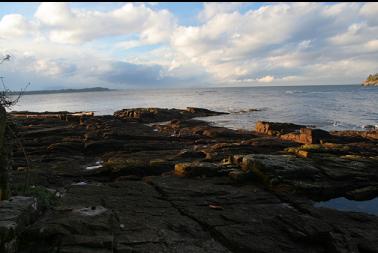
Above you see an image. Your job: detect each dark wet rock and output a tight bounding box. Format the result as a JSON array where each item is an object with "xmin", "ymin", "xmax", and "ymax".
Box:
[
  {"xmin": 148, "ymin": 176, "xmax": 378, "ymax": 253},
  {"xmin": 227, "ymin": 169, "xmax": 253, "ymax": 183},
  {"xmin": 0, "ymin": 196, "xmax": 39, "ymax": 253},
  {"xmin": 47, "ymin": 142, "xmax": 84, "ymax": 154},
  {"xmin": 174, "ymin": 162, "xmax": 221, "ymax": 177},
  {"xmin": 175, "ymin": 149, "xmax": 207, "ymax": 159},
  {"xmin": 240, "ymin": 154, "xmax": 378, "ymax": 200},
  {"xmin": 20, "ymin": 182, "xmax": 231, "ymax": 253},
  {"xmin": 84, "ymin": 140, "xmax": 125, "ymax": 154},
  {"xmin": 345, "ymin": 186, "xmax": 378, "ymax": 201}
]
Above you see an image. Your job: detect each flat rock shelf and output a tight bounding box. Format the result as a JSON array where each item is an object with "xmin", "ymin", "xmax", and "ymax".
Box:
[{"xmin": 0, "ymin": 107, "xmax": 377, "ymax": 253}]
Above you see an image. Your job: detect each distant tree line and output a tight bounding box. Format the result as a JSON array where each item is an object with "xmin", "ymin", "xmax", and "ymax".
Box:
[{"xmin": 366, "ymin": 73, "xmax": 378, "ymax": 82}]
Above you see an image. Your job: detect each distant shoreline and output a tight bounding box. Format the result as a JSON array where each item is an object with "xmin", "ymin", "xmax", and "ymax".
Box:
[
  {"xmin": 9, "ymin": 87, "xmax": 112, "ymax": 95},
  {"xmin": 7, "ymin": 84, "xmax": 364, "ymax": 95}
]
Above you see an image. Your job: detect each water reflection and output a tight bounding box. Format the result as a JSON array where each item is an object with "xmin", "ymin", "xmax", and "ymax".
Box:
[{"xmin": 315, "ymin": 197, "xmax": 378, "ymax": 216}]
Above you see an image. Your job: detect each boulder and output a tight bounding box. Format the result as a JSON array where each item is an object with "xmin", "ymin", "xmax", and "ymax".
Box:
[
  {"xmin": 114, "ymin": 107, "xmax": 227, "ymax": 123},
  {"xmin": 255, "ymin": 121, "xmax": 305, "ymax": 136}
]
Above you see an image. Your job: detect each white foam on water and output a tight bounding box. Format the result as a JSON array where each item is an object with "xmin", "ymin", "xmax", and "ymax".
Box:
[{"xmin": 315, "ymin": 197, "xmax": 378, "ymax": 216}]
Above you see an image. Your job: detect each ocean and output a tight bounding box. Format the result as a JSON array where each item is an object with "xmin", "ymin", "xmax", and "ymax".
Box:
[{"xmin": 10, "ymin": 84, "xmax": 378, "ymax": 131}]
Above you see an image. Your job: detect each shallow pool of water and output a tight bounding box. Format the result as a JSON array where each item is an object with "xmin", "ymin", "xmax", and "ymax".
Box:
[{"xmin": 315, "ymin": 197, "xmax": 378, "ymax": 215}]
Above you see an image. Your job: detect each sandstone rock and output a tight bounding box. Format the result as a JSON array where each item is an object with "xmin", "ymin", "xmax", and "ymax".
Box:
[
  {"xmin": 331, "ymin": 130, "xmax": 378, "ymax": 141},
  {"xmin": 281, "ymin": 128, "xmax": 331, "ymax": 144},
  {"xmin": 255, "ymin": 121, "xmax": 305, "ymax": 136}
]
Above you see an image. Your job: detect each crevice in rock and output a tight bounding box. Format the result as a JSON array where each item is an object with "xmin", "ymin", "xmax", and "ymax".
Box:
[{"xmin": 148, "ymin": 181, "xmax": 248, "ymax": 253}]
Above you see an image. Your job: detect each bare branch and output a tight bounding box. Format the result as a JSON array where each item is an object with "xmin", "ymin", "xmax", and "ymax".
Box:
[
  {"xmin": 0, "ymin": 54, "xmax": 10, "ymax": 65},
  {"xmin": 0, "ymin": 55, "xmax": 29, "ymax": 109}
]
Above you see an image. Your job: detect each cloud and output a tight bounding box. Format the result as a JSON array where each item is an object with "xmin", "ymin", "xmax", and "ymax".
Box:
[
  {"xmin": 32, "ymin": 58, "xmax": 77, "ymax": 76},
  {"xmin": 359, "ymin": 2, "xmax": 378, "ymax": 25},
  {"xmin": 34, "ymin": 2, "xmax": 176, "ymax": 44},
  {"xmin": 257, "ymin": 75, "xmax": 274, "ymax": 83},
  {"xmin": 198, "ymin": 2, "xmax": 244, "ymax": 21},
  {"xmin": 99, "ymin": 61, "xmax": 166, "ymax": 85},
  {"xmin": 0, "ymin": 14, "xmax": 35, "ymax": 38},
  {"xmin": 170, "ymin": 2, "xmax": 378, "ymax": 84},
  {"xmin": 1, "ymin": 2, "xmax": 378, "ymax": 89}
]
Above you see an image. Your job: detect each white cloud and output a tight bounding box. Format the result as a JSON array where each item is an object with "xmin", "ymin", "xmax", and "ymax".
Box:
[
  {"xmin": 198, "ymin": 2, "xmax": 244, "ymax": 21},
  {"xmin": 1, "ymin": 2, "xmax": 378, "ymax": 89},
  {"xmin": 170, "ymin": 2, "xmax": 378, "ymax": 84},
  {"xmin": 360, "ymin": 2, "xmax": 378, "ymax": 25},
  {"xmin": 257, "ymin": 75, "xmax": 274, "ymax": 83},
  {"xmin": 0, "ymin": 14, "xmax": 34, "ymax": 38},
  {"xmin": 34, "ymin": 2, "xmax": 175, "ymax": 44}
]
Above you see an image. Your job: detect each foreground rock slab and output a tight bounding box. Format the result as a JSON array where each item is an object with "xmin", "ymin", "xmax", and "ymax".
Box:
[
  {"xmin": 0, "ymin": 196, "xmax": 39, "ymax": 253},
  {"xmin": 21, "ymin": 181, "xmax": 231, "ymax": 253},
  {"xmin": 3, "ymin": 108, "xmax": 378, "ymax": 253}
]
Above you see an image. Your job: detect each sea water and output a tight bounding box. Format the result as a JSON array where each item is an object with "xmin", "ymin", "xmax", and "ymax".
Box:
[{"xmin": 10, "ymin": 84, "xmax": 378, "ymax": 131}]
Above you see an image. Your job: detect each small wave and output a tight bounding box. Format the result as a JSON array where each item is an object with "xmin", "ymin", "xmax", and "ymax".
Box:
[
  {"xmin": 196, "ymin": 90, "xmax": 218, "ymax": 95},
  {"xmin": 285, "ymin": 90, "xmax": 303, "ymax": 94},
  {"xmin": 332, "ymin": 121, "xmax": 342, "ymax": 127},
  {"xmin": 229, "ymin": 108, "xmax": 262, "ymax": 114},
  {"xmin": 361, "ymin": 124, "xmax": 378, "ymax": 130}
]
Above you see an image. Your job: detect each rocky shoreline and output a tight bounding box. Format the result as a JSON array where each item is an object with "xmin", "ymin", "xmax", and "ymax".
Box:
[
  {"xmin": 362, "ymin": 80, "xmax": 378, "ymax": 86},
  {"xmin": 1, "ymin": 107, "xmax": 378, "ymax": 252}
]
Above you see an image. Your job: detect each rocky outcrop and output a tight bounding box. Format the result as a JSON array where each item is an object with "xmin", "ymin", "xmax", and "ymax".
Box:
[
  {"xmin": 114, "ymin": 107, "xmax": 227, "ymax": 123},
  {"xmin": 240, "ymin": 154, "xmax": 378, "ymax": 200},
  {"xmin": 362, "ymin": 73, "xmax": 378, "ymax": 86},
  {"xmin": 256, "ymin": 121, "xmax": 378, "ymax": 144}
]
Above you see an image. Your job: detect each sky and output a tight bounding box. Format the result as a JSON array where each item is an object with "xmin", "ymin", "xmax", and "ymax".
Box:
[{"xmin": 0, "ymin": 2, "xmax": 377, "ymax": 90}]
